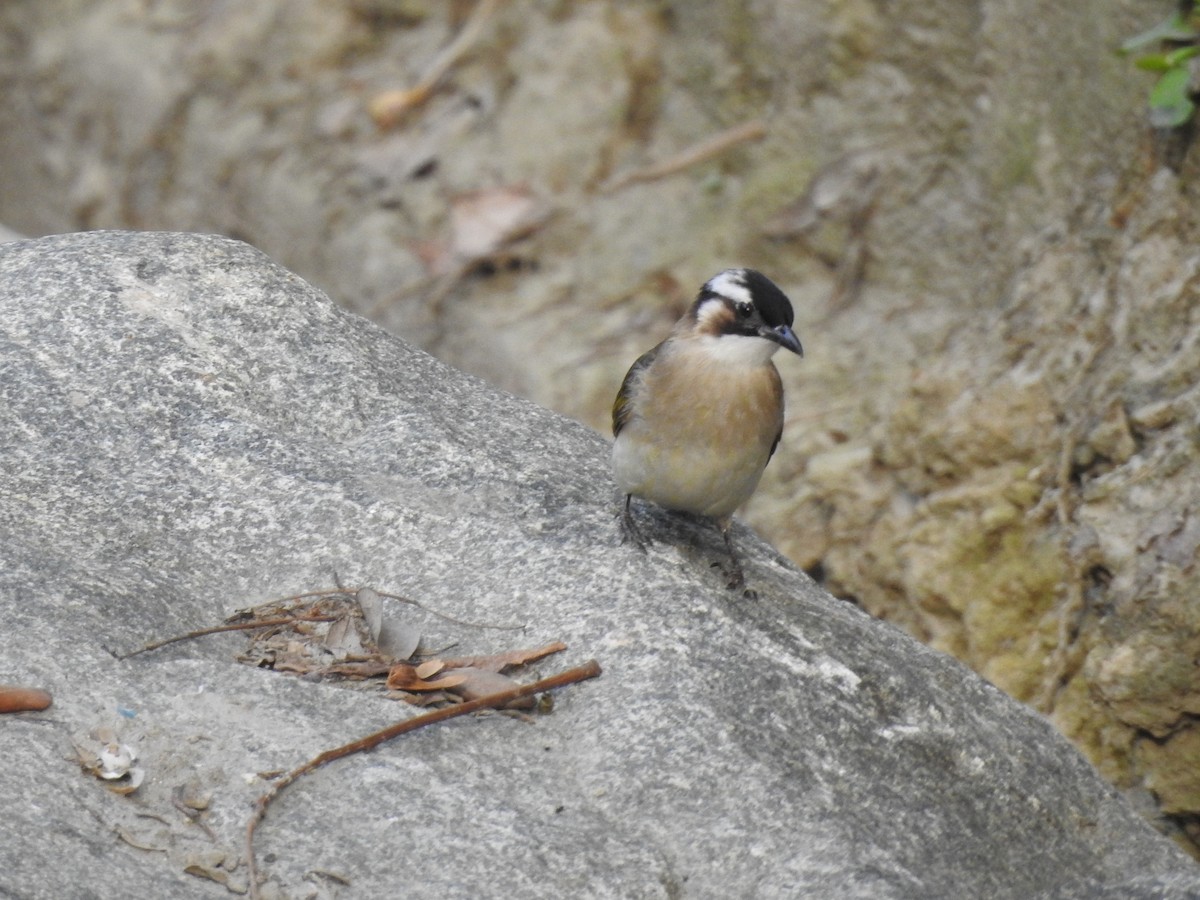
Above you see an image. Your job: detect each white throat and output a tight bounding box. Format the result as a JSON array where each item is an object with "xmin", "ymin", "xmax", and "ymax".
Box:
[{"xmin": 693, "ymin": 333, "xmax": 780, "ymax": 367}]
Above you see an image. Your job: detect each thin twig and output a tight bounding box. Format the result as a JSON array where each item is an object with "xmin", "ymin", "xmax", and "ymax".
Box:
[
  {"xmin": 314, "ymin": 641, "xmax": 566, "ymax": 680},
  {"xmin": 114, "ymin": 615, "xmax": 341, "ymax": 659},
  {"xmin": 119, "ymin": 586, "xmax": 526, "ymax": 660},
  {"xmin": 171, "ymin": 786, "xmax": 217, "ymax": 842},
  {"xmin": 603, "ymin": 119, "xmax": 767, "ymax": 192},
  {"xmin": 245, "ymin": 659, "xmax": 602, "ymax": 898},
  {"xmin": 114, "ymin": 826, "xmax": 168, "ymax": 854}
]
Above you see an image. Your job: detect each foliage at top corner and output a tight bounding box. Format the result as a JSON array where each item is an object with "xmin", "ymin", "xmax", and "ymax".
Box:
[{"xmin": 1121, "ymin": 1, "xmax": 1200, "ymax": 129}]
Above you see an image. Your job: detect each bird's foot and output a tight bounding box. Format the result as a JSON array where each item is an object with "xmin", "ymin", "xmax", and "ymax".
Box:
[
  {"xmin": 619, "ymin": 496, "xmax": 648, "ymax": 554},
  {"xmin": 718, "ymin": 560, "xmax": 747, "ymax": 590},
  {"xmin": 717, "ymin": 522, "xmax": 756, "ymax": 596},
  {"xmin": 709, "ymin": 559, "xmax": 756, "ymax": 596}
]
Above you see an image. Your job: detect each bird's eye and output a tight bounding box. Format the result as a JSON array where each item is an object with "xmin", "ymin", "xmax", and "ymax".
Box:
[{"xmin": 734, "ymin": 301, "xmax": 753, "ymax": 318}]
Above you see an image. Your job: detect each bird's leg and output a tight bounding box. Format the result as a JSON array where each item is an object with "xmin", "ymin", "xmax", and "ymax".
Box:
[
  {"xmin": 718, "ymin": 519, "xmax": 746, "ymax": 591},
  {"xmin": 619, "ymin": 494, "xmax": 647, "ymax": 553}
]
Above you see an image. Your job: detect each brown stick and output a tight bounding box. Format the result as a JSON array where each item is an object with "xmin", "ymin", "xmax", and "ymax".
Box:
[
  {"xmin": 0, "ymin": 685, "xmax": 53, "ymax": 713},
  {"xmin": 603, "ymin": 119, "xmax": 767, "ymax": 192},
  {"xmin": 245, "ymin": 659, "xmax": 602, "ymax": 897}
]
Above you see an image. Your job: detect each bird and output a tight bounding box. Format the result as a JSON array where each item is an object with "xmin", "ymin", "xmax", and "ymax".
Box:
[{"xmin": 611, "ymin": 268, "xmax": 803, "ymax": 590}]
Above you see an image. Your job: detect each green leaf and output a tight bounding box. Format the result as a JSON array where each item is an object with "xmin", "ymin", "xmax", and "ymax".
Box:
[
  {"xmin": 1138, "ymin": 46, "xmax": 1200, "ymax": 71},
  {"xmin": 1165, "ymin": 45, "xmax": 1200, "ymax": 66},
  {"xmin": 1121, "ymin": 12, "xmax": 1199, "ymax": 55},
  {"xmin": 1135, "ymin": 52, "xmax": 1175, "ymax": 72},
  {"xmin": 1149, "ymin": 65, "xmax": 1196, "ymax": 128}
]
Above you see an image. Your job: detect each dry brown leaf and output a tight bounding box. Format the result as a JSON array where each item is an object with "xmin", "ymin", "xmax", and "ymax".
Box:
[
  {"xmin": 115, "ymin": 826, "xmax": 167, "ymax": 853},
  {"xmin": 323, "ymin": 614, "xmax": 367, "ymax": 659},
  {"xmin": 377, "ymin": 618, "xmax": 421, "ymax": 661},
  {"xmin": 444, "ymin": 667, "xmax": 536, "ymax": 709},
  {"xmin": 411, "ymin": 674, "xmax": 468, "ymax": 691},
  {"xmin": 105, "ymin": 768, "xmax": 146, "ymax": 795},
  {"xmin": 174, "ymin": 780, "xmax": 212, "ymax": 812},
  {"xmin": 324, "ymin": 616, "xmax": 351, "ymax": 650},
  {"xmin": 414, "ymin": 659, "xmax": 444, "ymax": 680},
  {"xmin": 74, "ymin": 730, "xmax": 145, "ymax": 795},
  {"xmin": 318, "ymin": 661, "xmax": 393, "ymax": 679},
  {"xmin": 449, "ymin": 186, "xmax": 544, "ymax": 260},
  {"xmin": 356, "ymin": 587, "xmax": 383, "ymax": 644},
  {"xmin": 387, "ymin": 671, "xmax": 466, "ymax": 692},
  {"xmin": 367, "ymin": 87, "xmax": 430, "ymax": 128},
  {"xmin": 386, "ymin": 662, "xmax": 467, "ymax": 692},
  {"xmin": 183, "ymin": 849, "xmax": 246, "ymax": 893},
  {"xmin": 440, "ymin": 641, "xmax": 567, "ymax": 673}
]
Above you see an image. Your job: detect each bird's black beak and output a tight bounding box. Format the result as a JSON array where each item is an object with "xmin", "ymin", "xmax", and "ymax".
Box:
[{"xmin": 764, "ymin": 324, "xmax": 803, "ymax": 357}]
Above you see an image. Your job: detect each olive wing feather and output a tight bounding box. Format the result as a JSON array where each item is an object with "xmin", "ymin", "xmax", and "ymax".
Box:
[{"xmin": 612, "ymin": 342, "xmax": 664, "ymax": 438}]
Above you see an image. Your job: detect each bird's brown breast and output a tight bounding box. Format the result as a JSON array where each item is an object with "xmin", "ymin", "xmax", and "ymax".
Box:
[{"xmin": 612, "ymin": 340, "xmax": 784, "ymax": 518}]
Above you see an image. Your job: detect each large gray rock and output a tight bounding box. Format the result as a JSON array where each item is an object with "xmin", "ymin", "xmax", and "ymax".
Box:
[
  {"xmin": 1, "ymin": 231, "xmax": 1198, "ymax": 899},
  {"xmin": 8, "ymin": 1, "xmax": 1200, "ymax": 838}
]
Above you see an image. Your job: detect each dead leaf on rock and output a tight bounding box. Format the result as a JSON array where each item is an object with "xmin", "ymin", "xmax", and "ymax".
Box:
[
  {"xmin": 383, "ymin": 643, "xmax": 568, "ymax": 707},
  {"xmin": 440, "ymin": 641, "xmax": 567, "ymax": 673},
  {"xmin": 357, "ymin": 587, "xmax": 383, "ymax": 643},
  {"xmin": 377, "ymin": 618, "xmax": 421, "ymax": 660},
  {"xmin": 446, "ymin": 667, "xmax": 535, "ymax": 709},
  {"xmin": 415, "ymin": 659, "xmax": 444, "ymax": 680},
  {"xmin": 175, "ymin": 781, "xmax": 212, "ymax": 812},
  {"xmin": 172, "ymin": 781, "xmax": 217, "ymax": 841},
  {"xmin": 316, "ymin": 660, "xmax": 393, "ymax": 679},
  {"xmin": 386, "ymin": 662, "xmax": 468, "ymax": 692},
  {"xmin": 124, "ymin": 585, "xmax": 571, "ymax": 725},
  {"xmin": 323, "ymin": 613, "xmax": 368, "ymax": 660},
  {"xmin": 306, "ymin": 868, "xmax": 352, "ymax": 887},
  {"xmin": 232, "ymin": 590, "xmax": 395, "ymax": 675},
  {"xmin": 73, "ymin": 728, "xmax": 145, "ymax": 795},
  {"xmin": 120, "ymin": 584, "xmax": 515, "ymax": 661},
  {"xmin": 184, "ymin": 849, "xmax": 247, "ymax": 894},
  {"xmin": 115, "ymin": 825, "xmax": 168, "ymax": 853}
]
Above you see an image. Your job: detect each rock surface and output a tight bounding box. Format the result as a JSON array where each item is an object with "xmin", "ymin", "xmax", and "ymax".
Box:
[{"xmin": 2, "ymin": 230, "xmax": 1199, "ymax": 898}]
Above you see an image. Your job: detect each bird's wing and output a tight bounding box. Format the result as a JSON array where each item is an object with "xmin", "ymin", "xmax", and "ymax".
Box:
[
  {"xmin": 768, "ymin": 364, "xmax": 785, "ymax": 460},
  {"xmin": 612, "ymin": 342, "xmax": 663, "ymax": 438}
]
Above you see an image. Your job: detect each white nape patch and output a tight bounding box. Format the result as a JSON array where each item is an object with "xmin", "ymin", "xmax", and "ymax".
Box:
[
  {"xmin": 693, "ymin": 296, "xmax": 731, "ymax": 332},
  {"xmin": 695, "ymin": 332, "xmax": 780, "ymax": 366},
  {"xmin": 704, "ymin": 269, "xmax": 753, "ymax": 306}
]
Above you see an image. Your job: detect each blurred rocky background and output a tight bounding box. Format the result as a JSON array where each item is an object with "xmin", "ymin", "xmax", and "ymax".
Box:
[{"xmin": 3, "ymin": 0, "xmax": 1199, "ymax": 858}]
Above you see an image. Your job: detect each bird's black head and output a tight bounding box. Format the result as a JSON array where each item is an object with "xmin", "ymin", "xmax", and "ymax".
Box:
[{"xmin": 690, "ymin": 268, "xmax": 803, "ymax": 357}]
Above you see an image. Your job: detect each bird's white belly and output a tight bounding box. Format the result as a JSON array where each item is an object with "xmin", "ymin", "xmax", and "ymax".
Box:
[{"xmin": 612, "ymin": 431, "xmax": 769, "ymax": 519}]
